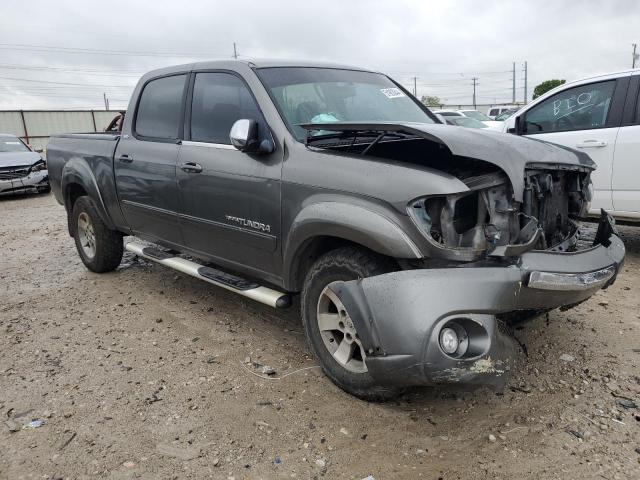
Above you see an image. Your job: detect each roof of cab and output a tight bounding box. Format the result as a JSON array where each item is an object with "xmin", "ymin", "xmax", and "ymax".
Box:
[{"xmin": 141, "ymin": 59, "xmax": 378, "ymax": 79}]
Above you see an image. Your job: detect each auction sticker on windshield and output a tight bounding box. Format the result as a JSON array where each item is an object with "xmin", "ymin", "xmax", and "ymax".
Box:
[{"xmin": 380, "ymin": 88, "xmax": 406, "ymax": 99}]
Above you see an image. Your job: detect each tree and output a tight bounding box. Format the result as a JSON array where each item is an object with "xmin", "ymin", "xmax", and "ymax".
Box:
[
  {"xmin": 533, "ymin": 79, "xmax": 566, "ymax": 99},
  {"xmin": 421, "ymin": 95, "xmax": 441, "ymax": 107}
]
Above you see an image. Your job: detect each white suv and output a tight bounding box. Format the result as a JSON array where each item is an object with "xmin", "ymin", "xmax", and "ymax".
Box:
[{"xmin": 503, "ymin": 69, "xmax": 640, "ymax": 221}]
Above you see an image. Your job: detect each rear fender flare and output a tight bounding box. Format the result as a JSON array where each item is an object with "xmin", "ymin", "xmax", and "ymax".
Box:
[
  {"xmin": 284, "ymin": 202, "xmax": 423, "ymax": 288},
  {"xmin": 61, "ymin": 158, "xmax": 115, "ymax": 233}
]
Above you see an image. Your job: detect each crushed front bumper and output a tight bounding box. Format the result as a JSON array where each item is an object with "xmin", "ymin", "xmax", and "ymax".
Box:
[
  {"xmin": 0, "ymin": 170, "xmax": 49, "ymax": 195},
  {"xmin": 329, "ymin": 212, "xmax": 624, "ymax": 388}
]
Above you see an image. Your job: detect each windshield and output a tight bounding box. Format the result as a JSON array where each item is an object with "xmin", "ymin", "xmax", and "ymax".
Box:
[
  {"xmin": 257, "ymin": 67, "xmax": 436, "ymax": 140},
  {"xmin": 461, "ymin": 110, "xmax": 493, "ymax": 121},
  {"xmin": 0, "ymin": 136, "xmax": 29, "ymax": 153}
]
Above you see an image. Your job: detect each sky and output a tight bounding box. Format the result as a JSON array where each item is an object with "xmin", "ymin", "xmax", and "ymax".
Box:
[{"xmin": 0, "ymin": 0, "xmax": 638, "ymax": 110}]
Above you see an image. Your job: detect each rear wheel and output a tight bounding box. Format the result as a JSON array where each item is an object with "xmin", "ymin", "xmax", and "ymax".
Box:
[
  {"xmin": 72, "ymin": 196, "xmax": 123, "ymax": 273},
  {"xmin": 301, "ymin": 246, "xmax": 401, "ymax": 401}
]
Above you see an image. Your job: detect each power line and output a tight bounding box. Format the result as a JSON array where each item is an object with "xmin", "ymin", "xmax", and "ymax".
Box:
[
  {"xmin": 0, "ymin": 42, "xmax": 221, "ymax": 58},
  {"xmin": 0, "ymin": 63, "xmax": 142, "ymax": 77},
  {"xmin": 0, "ymin": 75, "xmax": 133, "ymax": 88}
]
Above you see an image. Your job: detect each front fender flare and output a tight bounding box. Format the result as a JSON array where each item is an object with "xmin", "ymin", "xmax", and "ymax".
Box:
[
  {"xmin": 61, "ymin": 158, "xmax": 115, "ymax": 233},
  {"xmin": 284, "ymin": 202, "xmax": 423, "ymax": 288}
]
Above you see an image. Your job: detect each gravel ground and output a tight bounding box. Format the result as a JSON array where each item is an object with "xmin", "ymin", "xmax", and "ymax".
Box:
[{"xmin": 1, "ymin": 193, "xmax": 639, "ymax": 480}]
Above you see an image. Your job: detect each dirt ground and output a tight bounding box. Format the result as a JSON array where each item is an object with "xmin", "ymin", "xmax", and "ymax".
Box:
[{"xmin": 0, "ymin": 193, "xmax": 638, "ymax": 480}]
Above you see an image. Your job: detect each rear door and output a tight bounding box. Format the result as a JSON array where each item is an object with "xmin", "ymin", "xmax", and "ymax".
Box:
[
  {"xmin": 519, "ymin": 76, "xmax": 629, "ymax": 213},
  {"xmin": 611, "ymin": 74, "xmax": 640, "ymax": 216},
  {"xmin": 177, "ymin": 71, "xmax": 281, "ymax": 276},
  {"xmin": 114, "ymin": 73, "xmax": 187, "ymax": 245}
]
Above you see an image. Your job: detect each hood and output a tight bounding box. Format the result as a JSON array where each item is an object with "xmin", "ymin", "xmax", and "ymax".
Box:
[
  {"xmin": 300, "ymin": 121, "xmax": 595, "ymax": 202},
  {"xmin": 0, "ymin": 151, "xmax": 43, "ymax": 168}
]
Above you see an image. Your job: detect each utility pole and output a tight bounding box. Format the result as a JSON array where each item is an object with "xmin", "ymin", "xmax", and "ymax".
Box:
[
  {"xmin": 633, "ymin": 43, "xmax": 638, "ymax": 68},
  {"xmin": 512, "ymin": 62, "xmax": 516, "ymax": 103},
  {"xmin": 233, "ymin": 42, "xmax": 238, "ymax": 59},
  {"xmin": 471, "ymin": 77, "xmax": 478, "ymax": 109},
  {"xmin": 411, "ymin": 76, "xmax": 418, "ymax": 97},
  {"xmin": 103, "ymin": 92, "xmax": 109, "ymax": 110},
  {"xmin": 523, "ymin": 61, "xmax": 528, "ymax": 104}
]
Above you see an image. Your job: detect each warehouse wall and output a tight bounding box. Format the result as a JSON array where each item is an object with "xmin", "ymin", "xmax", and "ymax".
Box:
[{"xmin": 0, "ymin": 110, "xmax": 121, "ymax": 153}]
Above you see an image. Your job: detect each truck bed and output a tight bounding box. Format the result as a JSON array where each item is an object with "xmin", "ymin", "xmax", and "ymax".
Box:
[{"xmin": 46, "ymin": 132, "xmax": 123, "ymax": 229}]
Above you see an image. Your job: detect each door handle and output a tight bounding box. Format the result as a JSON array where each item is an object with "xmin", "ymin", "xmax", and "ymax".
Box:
[
  {"xmin": 118, "ymin": 154, "xmax": 134, "ymax": 163},
  {"xmin": 180, "ymin": 162, "xmax": 203, "ymax": 173},
  {"xmin": 576, "ymin": 140, "xmax": 607, "ymax": 148}
]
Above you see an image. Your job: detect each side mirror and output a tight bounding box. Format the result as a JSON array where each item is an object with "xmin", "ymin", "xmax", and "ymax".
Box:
[
  {"xmin": 508, "ymin": 115, "xmax": 522, "ymax": 135},
  {"xmin": 230, "ymin": 119, "xmax": 274, "ymax": 154}
]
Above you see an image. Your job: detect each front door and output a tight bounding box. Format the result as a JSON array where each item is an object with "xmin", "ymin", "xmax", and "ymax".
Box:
[
  {"xmin": 114, "ymin": 73, "xmax": 188, "ymax": 245},
  {"xmin": 610, "ymin": 76, "xmax": 640, "ymax": 216},
  {"xmin": 177, "ymin": 71, "xmax": 281, "ymax": 277},
  {"xmin": 520, "ymin": 78, "xmax": 626, "ymax": 213}
]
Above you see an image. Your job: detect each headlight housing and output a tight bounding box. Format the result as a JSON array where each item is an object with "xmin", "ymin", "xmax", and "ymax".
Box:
[{"xmin": 30, "ymin": 159, "xmax": 47, "ymax": 172}]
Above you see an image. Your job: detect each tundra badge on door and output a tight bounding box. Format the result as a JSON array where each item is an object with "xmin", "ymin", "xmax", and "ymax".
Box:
[{"xmin": 225, "ymin": 215, "xmax": 271, "ymax": 233}]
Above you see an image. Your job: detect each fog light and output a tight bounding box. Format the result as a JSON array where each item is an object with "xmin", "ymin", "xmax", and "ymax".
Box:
[{"xmin": 439, "ymin": 327, "xmax": 459, "ymax": 354}]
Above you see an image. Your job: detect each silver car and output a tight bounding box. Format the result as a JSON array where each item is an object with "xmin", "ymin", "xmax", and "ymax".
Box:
[{"xmin": 0, "ymin": 133, "xmax": 49, "ymax": 196}]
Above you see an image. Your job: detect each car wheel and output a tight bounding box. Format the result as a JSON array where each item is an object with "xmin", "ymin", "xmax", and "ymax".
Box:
[
  {"xmin": 301, "ymin": 246, "xmax": 402, "ymax": 401},
  {"xmin": 72, "ymin": 196, "xmax": 123, "ymax": 273}
]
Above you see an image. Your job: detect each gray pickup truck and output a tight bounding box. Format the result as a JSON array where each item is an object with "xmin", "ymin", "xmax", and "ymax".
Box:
[{"xmin": 47, "ymin": 60, "xmax": 624, "ymax": 400}]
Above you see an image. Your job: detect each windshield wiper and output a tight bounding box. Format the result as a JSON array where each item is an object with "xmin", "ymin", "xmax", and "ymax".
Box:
[{"xmin": 299, "ymin": 123, "xmax": 415, "ymax": 154}]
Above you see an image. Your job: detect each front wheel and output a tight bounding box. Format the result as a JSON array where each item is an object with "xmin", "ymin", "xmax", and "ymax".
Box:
[
  {"xmin": 72, "ymin": 196, "xmax": 123, "ymax": 273},
  {"xmin": 301, "ymin": 246, "xmax": 401, "ymax": 401}
]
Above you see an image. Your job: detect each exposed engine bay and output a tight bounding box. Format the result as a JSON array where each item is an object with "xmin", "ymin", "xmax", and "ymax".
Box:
[{"xmin": 408, "ymin": 165, "xmax": 592, "ymax": 259}]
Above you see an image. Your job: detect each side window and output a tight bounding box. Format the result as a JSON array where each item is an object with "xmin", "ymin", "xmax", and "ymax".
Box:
[
  {"xmin": 523, "ymin": 80, "xmax": 616, "ymax": 134},
  {"xmin": 190, "ymin": 72, "xmax": 265, "ymax": 144},
  {"xmin": 135, "ymin": 75, "xmax": 186, "ymax": 139},
  {"xmin": 489, "ymin": 108, "xmax": 499, "ymax": 116}
]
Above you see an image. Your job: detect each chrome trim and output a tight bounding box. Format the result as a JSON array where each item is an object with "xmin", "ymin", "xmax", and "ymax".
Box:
[
  {"xmin": 181, "ymin": 140, "xmax": 236, "ymax": 150},
  {"xmin": 527, "ymin": 265, "xmax": 616, "ymax": 291},
  {"xmin": 125, "ymin": 241, "xmax": 288, "ymax": 308}
]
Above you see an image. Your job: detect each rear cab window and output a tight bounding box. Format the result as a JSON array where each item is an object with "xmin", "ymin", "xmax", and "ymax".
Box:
[{"xmin": 134, "ymin": 74, "xmax": 187, "ymax": 140}]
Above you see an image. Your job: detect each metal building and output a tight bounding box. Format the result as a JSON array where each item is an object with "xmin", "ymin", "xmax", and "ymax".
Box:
[{"xmin": 0, "ymin": 110, "xmax": 121, "ymax": 152}]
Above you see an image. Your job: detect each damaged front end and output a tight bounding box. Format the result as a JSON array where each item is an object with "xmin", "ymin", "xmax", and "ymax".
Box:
[
  {"xmin": 300, "ymin": 122, "xmax": 624, "ymax": 388},
  {"xmin": 408, "ymin": 164, "xmax": 594, "ymax": 261}
]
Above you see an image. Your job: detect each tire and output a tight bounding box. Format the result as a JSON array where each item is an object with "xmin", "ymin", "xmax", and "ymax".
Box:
[
  {"xmin": 301, "ymin": 246, "xmax": 402, "ymax": 401},
  {"xmin": 71, "ymin": 196, "xmax": 123, "ymax": 273}
]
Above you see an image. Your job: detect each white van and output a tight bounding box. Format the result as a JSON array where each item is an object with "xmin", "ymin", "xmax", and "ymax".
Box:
[
  {"xmin": 487, "ymin": 105, "xmax": 519, "ymax": 119},
  {"xmin": 503, "ymin": 69, "xmax": 640, "ymax": 222}
]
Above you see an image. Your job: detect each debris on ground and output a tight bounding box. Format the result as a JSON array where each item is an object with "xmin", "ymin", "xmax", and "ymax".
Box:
[
  {"xmin": 18, "ymin": 419, "xmax": 45, "ymax": 430},
  {"xmin": 260, "ymin": 365, "xmax": 276, "ymax": 376},
  {"xmin": 616, "ymin": 398, "xmax": 638, "ymax": 410}
]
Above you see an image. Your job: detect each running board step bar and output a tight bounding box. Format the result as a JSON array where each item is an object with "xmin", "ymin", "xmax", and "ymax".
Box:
[{"xmin": 125, "ymin": 242, "xmax": 291, "ymax": 309}]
